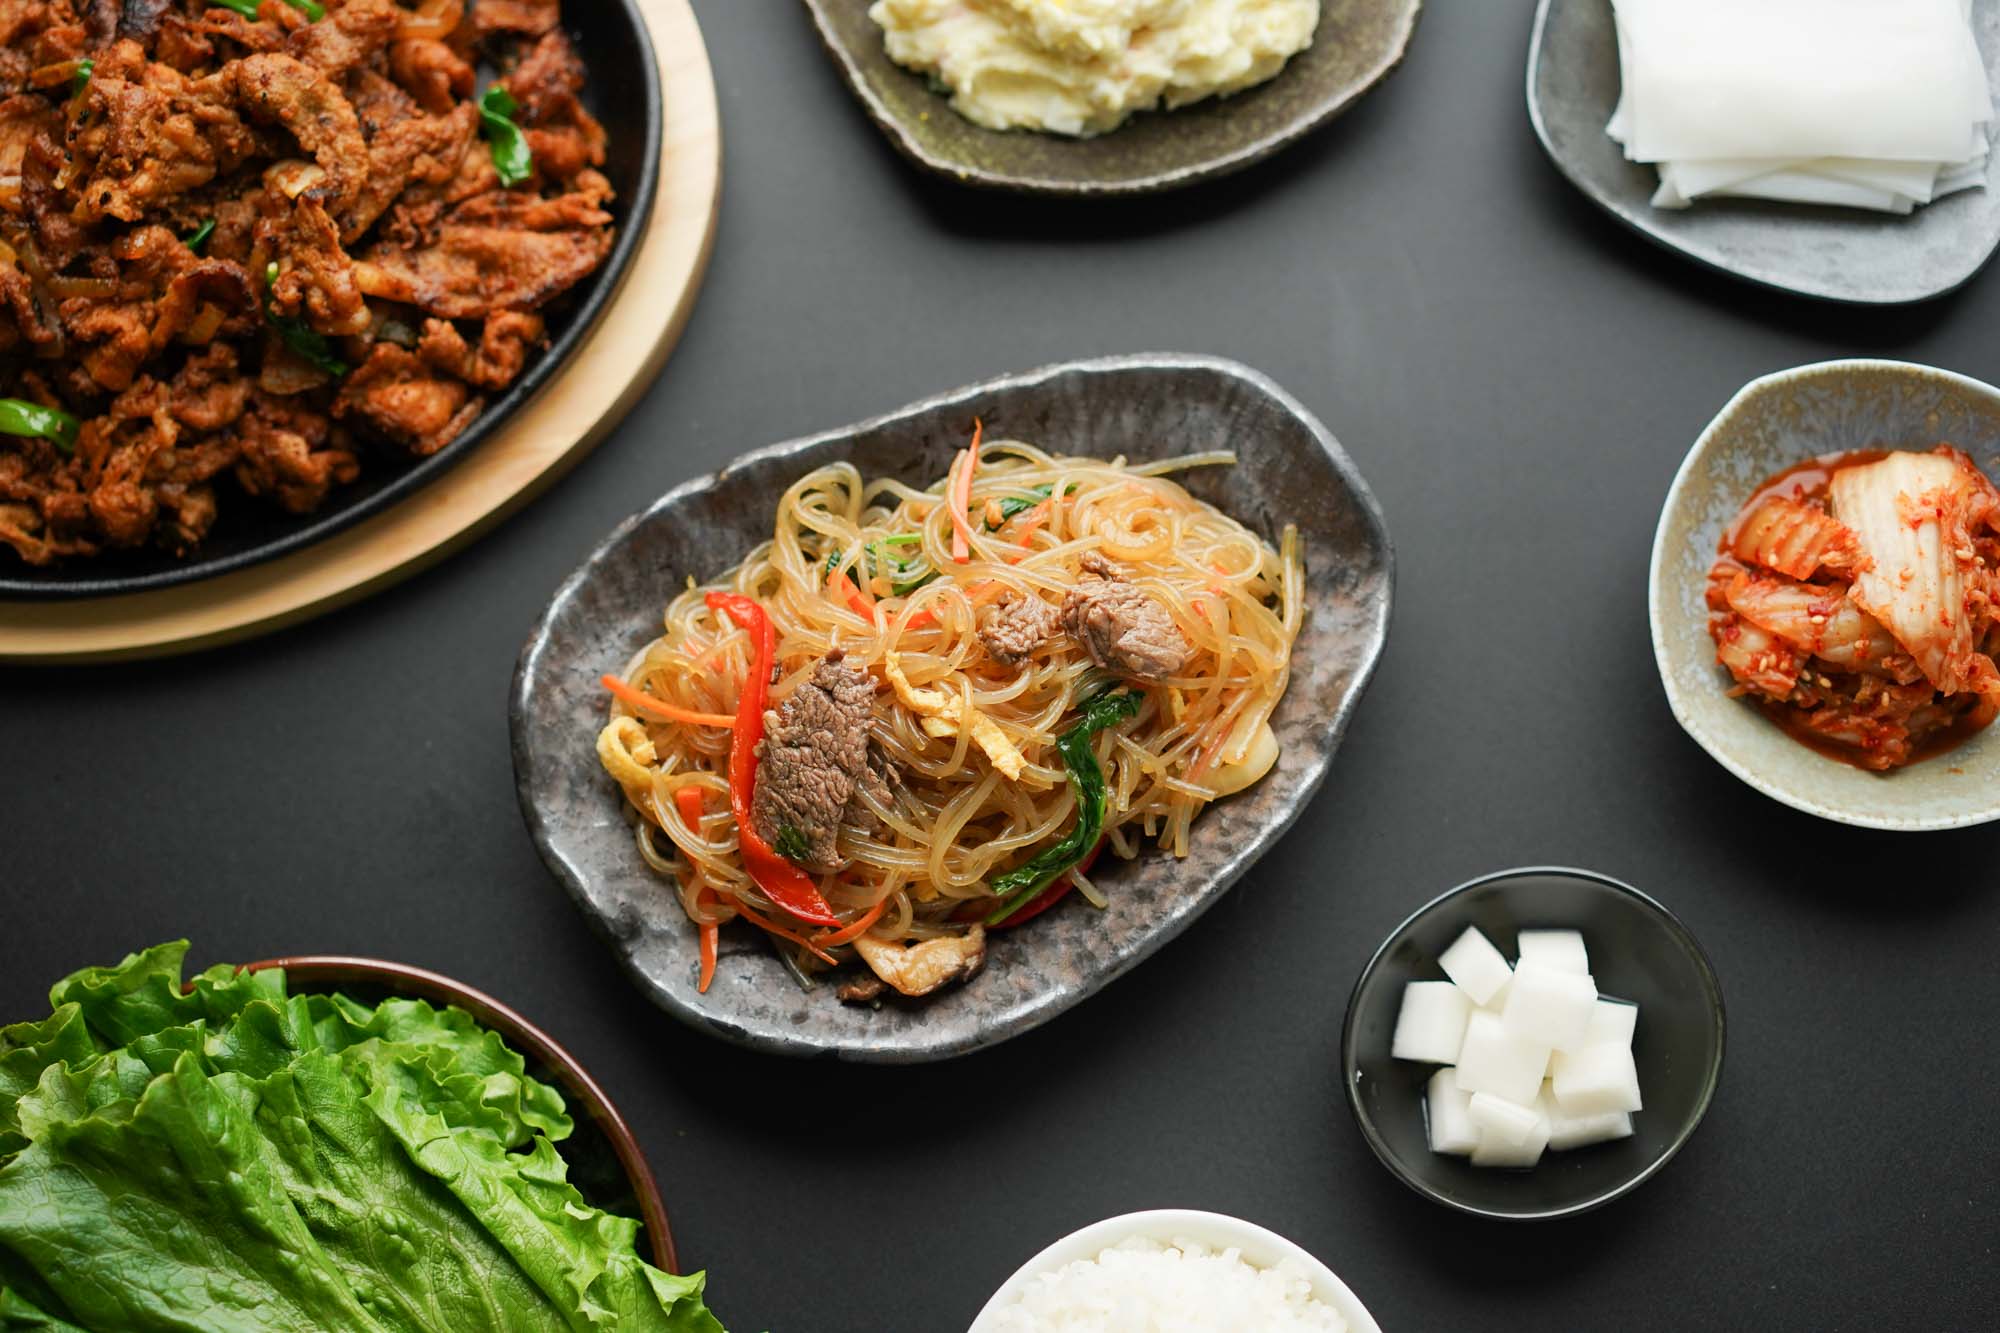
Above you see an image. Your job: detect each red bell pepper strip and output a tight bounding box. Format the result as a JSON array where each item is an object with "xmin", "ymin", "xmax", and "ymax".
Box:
[
  {"xmin": 989, "ymin": 842, "xmax": 1105, "ymax": 930},
  {"xmin": 705, "ymin": 591, "xmax": 841, "ymax": 928}
]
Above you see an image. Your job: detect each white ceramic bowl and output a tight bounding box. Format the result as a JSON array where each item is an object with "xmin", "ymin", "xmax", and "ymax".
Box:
[
  {"xmin": 1649, "ymin": 358, "xmax": 2000, "ymax": 831},
  {"xmin": 967, "ymin": 1209, "xmax": 1382, "ymax": 1332}
]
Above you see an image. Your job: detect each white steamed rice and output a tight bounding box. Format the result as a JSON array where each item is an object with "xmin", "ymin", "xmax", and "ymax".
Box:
[{"xmin": 987, "ymin": 1235, "xmax": 1347, "ymax": 1333}]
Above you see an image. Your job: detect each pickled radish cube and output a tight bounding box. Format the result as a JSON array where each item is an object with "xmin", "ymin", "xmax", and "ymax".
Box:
[
  {"xmin": 1552, "ymin": 1042, "xmax": 1644, "ymax": 1116},
  {"xmin": 1468, "ymin": 1091, "xmax": 1542, "ymax": 1147},
  {"xmin": 1500, "ymin": 964, "xmax": 1599, "ymax": 1051},
  {"xmin": 1470, "ymin": 1110, "xmax": 1551, "ymax": 1169},
  {"xmin": 1391, "ymin": 981, "xmax": 1472, "ymax": 1063},
  {"xmin": 1438, "ymin": 926, "xmax": 1513, "ymax": 1006},
  {"xmin": 1425, "ymin": 1068, "xmax": 1480, "ymax": 1156},
  {"xmin": 1583, "ymin": 997, "xmax": 1638, "ymax": 1048},
  {"xmin": 1454, "ymin": 1009, "xmax": 1550, "ymax": 1104},
  {"xmin": 1516, "ymin": 929, "xmax": 1590, "ymax": 974},
  {"xmin": 1547, "ymin": 1103, "xmax": 1635, "ymax": 1151},
  {"xmin": 1553, "ymin": 1000, "xmax": 1639, "ymax": 1077}
]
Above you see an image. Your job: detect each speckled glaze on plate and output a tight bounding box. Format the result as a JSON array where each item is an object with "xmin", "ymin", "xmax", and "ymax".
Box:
[
  {"xmin": 1649, "ymin": 359, "xmax": 2000, "ymax": 831},
  {"xmin": 802, "ymin": 0, "xmax": 1422, "ymax": 196},
  {"xmin": 1528, "ymin": 0, "xmax": 2000, "ymax": 304},
  {"xmin": 511, "ymin": 354, "xmax": 1393, "ymax": 1061}
]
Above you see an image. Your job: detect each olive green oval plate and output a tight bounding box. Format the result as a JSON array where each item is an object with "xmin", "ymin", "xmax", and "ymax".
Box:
[{"xmin": 802, "ymin": 0, "xmax": 1423, "ymax": 196}]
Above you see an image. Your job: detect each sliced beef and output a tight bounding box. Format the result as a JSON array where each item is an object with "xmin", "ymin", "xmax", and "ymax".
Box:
[
  {"xmin": 978, "ymin": 590, "xmax": 1060, "ymax": 667},
  {"xmin": 1060, "ymin": 550, "xmax": 1195, "ymax": 683},
  {"xmin": 750, "ymin": 648, "xmax": 875, "ymax": 875}
]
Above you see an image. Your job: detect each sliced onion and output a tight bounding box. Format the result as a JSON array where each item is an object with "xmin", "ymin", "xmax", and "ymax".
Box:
[{"xmin": 395, "ymin": 0, "xmax": 463, "ymax": 40}]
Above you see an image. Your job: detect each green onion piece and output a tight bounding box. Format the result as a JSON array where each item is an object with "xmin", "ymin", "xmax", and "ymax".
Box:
[
  {"xmin": 69, "ymin": 58, "xmax": 93, "ymax": 99},
  {"xmin": 478, "ymin": 85, "xmax": 534, "ymax": 188},
  {"xmin": 183, "ymin": 220, "xmax": 216, "ymax": 254},
  {"xmin": 206, "ymin": 0, "xmax": 322, "ymax": 18},
  {"xmin": 260, "ymin": 261, "xmax": 349, "ymax": 377},
  {"xmin": 0, "ymin": 399, "xmax": 81, "ymax": 455},
  {"xmin": 984, "ymin": 689, "xmax": 1141, "ymax": 922}
]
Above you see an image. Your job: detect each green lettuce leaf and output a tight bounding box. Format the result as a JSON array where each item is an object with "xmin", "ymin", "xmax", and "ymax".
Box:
[
  {"xmin": 0, "ymin": 1055, "xmax": 393, "ymax": 1331},
  {"xmin": 0, "ymin": 946, "xmax": 727, "ymax": 1332}
]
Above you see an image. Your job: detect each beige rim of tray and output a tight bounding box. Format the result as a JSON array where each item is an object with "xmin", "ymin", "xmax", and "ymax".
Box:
[{"xmin": 0, "ymin": 0, "xmax": 721, "ymax": 664}]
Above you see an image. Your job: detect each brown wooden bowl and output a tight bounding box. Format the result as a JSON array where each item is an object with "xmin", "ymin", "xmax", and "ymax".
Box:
[{"xmin": 241, "ymin": 954, "xmax": 677, "ymax": 1274}]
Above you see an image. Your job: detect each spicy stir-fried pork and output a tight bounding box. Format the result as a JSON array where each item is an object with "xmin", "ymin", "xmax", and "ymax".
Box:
[
  {"xmin": 1707, "ymin": 446, "xmax": 2000, "ymax": 770},
  {"xmin": 0, "ymin": 0, "xmax": 613, "ymax": 567}
]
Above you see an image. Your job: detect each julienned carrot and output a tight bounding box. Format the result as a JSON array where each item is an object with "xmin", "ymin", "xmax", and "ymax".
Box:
[
  {"xmin": 673, "ymin": 786, "xmax": 705, "ymax": 830},
  {"xmin": 949, "ymin": 420, "xmax": 982, "ymax": 562},
  {"xmin": 1014, "ymin": 499, "xmax": 1051, "ymax": 545},
  {"xmin": 697, "ymin": 919, "xmax": 718, "ymax": 993},
  {"xmin": 602, "ymin": 674, "xmax": 735, "ymax": 728},
  {"xmin": 733, "ymin": 899, "xmax": 840, "ymax": 965},
  {"xmin": 813, "ymin": 896, "xmax": 887, "ymax": 948},
  {"xmin": 829, "ymin": 570, "xmax": 879, "ymax": 625}
]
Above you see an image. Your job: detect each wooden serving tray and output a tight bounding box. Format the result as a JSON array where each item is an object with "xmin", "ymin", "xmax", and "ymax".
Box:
[{"xmin": 0, "ymin": 0, "xmax": 720, "ymax": 664}]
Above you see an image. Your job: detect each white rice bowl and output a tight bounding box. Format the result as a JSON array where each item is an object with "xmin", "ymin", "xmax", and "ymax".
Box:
[{"xmin": 986, "ymin": 1235, "xmax": 1347, "ymax": 1332}]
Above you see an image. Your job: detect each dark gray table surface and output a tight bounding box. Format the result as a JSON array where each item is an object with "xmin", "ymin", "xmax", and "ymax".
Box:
[{"xmin": 4, "ymin": 3, "xmax": 1996, "ymax": 1329}]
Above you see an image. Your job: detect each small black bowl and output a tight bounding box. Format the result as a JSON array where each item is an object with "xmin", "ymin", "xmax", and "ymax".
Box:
[{"xmin": 1341, "ymin": 867, "xmax": 1725, "ymax": 1221}]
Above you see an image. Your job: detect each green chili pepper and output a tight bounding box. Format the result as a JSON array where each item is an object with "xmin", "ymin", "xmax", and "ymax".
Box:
[
  {"xmin": 183, "ymin": 220, "xmax": 216, "ymax": 254},
  {"xmin": 984, "ymin": 689, "xmax": 1142, "ymax": 923},
  {"xmin": 69, "ymin": 59, "xmax": 93, "ymax": 99},
  {"xmin": 261, "ymin": 262, "xmax": 348, "ymax": 377},
  {"xmin": 478, "ymin": 86, "xmax": 534, "ymax": 188},
  {"xmin": 0, "ymin": 399, "xmax": 81, "ymax": 454}
]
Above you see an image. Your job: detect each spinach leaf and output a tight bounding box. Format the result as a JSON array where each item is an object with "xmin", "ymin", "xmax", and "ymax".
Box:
[
  {"xmin": 984, "ymin": 483, "xmax": 1076, "ymax": 530},
  {"xmin": 773, "ymin": 824, "xmax": 812, "ymax": 865},
  {"xmin": 985, "ymin": 689, "xmax": 1141, "ymax": 921}
]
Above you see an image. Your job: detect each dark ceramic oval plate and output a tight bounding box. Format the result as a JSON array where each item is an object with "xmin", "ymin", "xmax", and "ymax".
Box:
[
  {"xmin": 2, "ymin": 1, "xmax": 663, "ymax": 601},
  {"xmin": 803, "ymin": 0, "xmax": 1422, "ymax": 196},
  {"xmin": 1342, "ymin": 868, "xmax": 1725, "ymax": 1221},
  {"xmin": 243, "ymin": 955, "xmax": 677, "ymax": 1272},
  {"xmin": 1528, "ymin": 0, "xmax": 2000, "ymax": 304},
  {"xmin": 510, "ymin": 353, "xmax": 1394, "ymax": 1062}
]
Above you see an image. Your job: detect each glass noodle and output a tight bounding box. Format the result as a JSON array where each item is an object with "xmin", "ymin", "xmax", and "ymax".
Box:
[{"xmin": 597, "ymin": 440, "xmax": 1303, "ymax": 974}]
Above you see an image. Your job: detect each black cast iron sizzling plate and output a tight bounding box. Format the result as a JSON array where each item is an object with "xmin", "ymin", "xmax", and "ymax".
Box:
[
  {"xmin": 2, "ymin": 0, "xmax": 663, "ymax": 600},
  {"xmin": 509, "ymin": 354, "xmax": 1395, "ymax": 1062}
]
